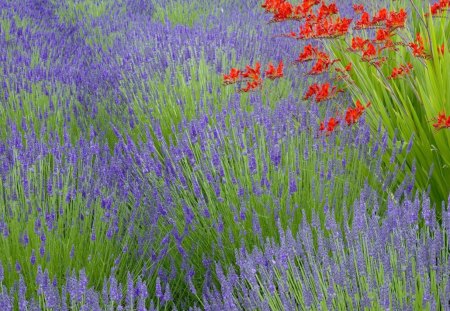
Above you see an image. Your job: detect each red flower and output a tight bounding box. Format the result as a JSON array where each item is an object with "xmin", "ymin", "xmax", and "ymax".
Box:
[
  {"xmin": 353, "ymin": 4, "xmax": 364, "ymax": 14},
  {"xmin": 315, "ymin": 83, "xmax": 344, "ymax": 102},
  {"xmin": 374, "ymin": 29, "xmax": 391, "ymax": 42},
  {"xmin": 355, "ymin": 12, "xmax": 378, "ymax": 29},
  {"xmin": 265, "ymin": 60, "xmax": 284, "ymax": 80},
  {"xmin": 425, "ymin": 0, "xmax": 450, "ymax": 17},
  {"xmin": 274, "ymin": 31, "xmax": 299, "ymax": 39},
  {"xmin": 298, "ymin": 22, "xmax": 315, "ymax": 40},
  {"xmin": 333, "ymin": 18, "xmax": 353, "ymax": 36},
  {"xmin": 303, "ymin": 83, "xmax": 320, "ymax": 100},
  {"xmin": 269, "ymin": 1, "xmax": 294, "ymax": 23},
  {"xmin": 386, "ymin": 9, "xmax": 407, "ymax": 31},
  {"xmin": 431, "ymin": 111, "xmax": 450, "ymax": 130},
  {"xmin": 361, "ymin": 43, "xmax": 378, "ymax": 61},
  {"xmin": 262, "ymin": 0, "xmax": 287, "ymax": 13},
  {"xmin": 223, "ymin": 68, "xmax": 241, "ymax": 85},
  {"xmin": 316, "ymin": 2, "xmax": 338, "ymax": 19},
  {"xmin": 388, "ymin": 63, "xmax": 413, "ymax": 79},
  {"xmin": 408, "ymin": 33, "xmax": 431, "ymax": 59},
  {"xmin": 239, "ymin": 80, "xmax": 263, "ymax": 93},
  {"xmin": 438, "ymin": 43, "xmax": 446, "ymax": 55},
  {"xmin": 344, "ymin": 100, "xmax": 370, "ymax": 125},
  {"xmin": 307, "ymin": 58, "xmax": 340, "ymax": 75},
  {"xmin": 334, "ymin": 62, "xmax": 353, "ymax": 81},
  {"xmin": 313, "ymin": 17, "xmax": 352, "ymax": 38},
  {"xmin": 299, "ymin": 0, "xmax": 321, "ymax": 12},
  {"xmin": 349, "ymin": 36, "xmax": 370, "ymax": 52},
  {"xmin": 344, "ymin": 62, "xmax": 352, "ymax": 71},
  {"xmin": 303, "ymin": 83, "xmax": 343, "ymax": 102},
  {"xmin": 374, "ymin": 30, "xmax": 404, "ymax": 52},
  {"xmin": 320, "ymin": 117, "xmax": 340, "ymax": 134},
  {"xmin": 372, "ymin": 8, "xmax": 388, "ymax": 25},
  {"xmin": 241, "ymin": 62, "xmax": 261, "ymax": 81},
  {"xmin": 319, "ymin": 121, "xmax": 325, "ymax": 131},
  {"xmin": 295, "ymin": 44, "xmax": 329, "ymax": 63}
]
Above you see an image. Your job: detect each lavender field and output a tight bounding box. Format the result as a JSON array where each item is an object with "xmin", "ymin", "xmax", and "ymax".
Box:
[{"xmin": 0, "ymin": 0, "xmax": 449, "ymax": 310}]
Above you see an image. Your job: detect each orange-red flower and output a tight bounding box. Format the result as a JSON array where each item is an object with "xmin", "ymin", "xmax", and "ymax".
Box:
[
  {"xmin": 344, "ymin": 62, "xmax": 352, "ymax": 71},
  {"xmin": 388, "ymin": 63, "xmax": 413, "ymax": 79},
  {"xmin": 266, "ymin": 0, "xmax": 322, "ymax": 22},
  {"xmin": 332, "ymin": 17, "xmax": 353, "ymax": 36},
  {"xmin": 239, "ymin": 80, "xmax": 263, "ymax": 93},
  {"xmin": 344, "ymin": 100, "xmax": 370, "ymax": 125},
  {"xmin": 262, "ymin": 0, "xmax": 287, "ymax": 14},
  {"xmin": 320, "ymin": 117, "xmax": 340, "ymax": 134},
  {"xmin": 274, "ymin": 31, "xmax": 299, "ymax": 39},
  {"xmin": 223, "ymin": 62, "xmax": 264, "ymax": 92},
  {"xmin": 269, "ymin": 1, "xmax": 294, "ymax": 23},
  {"xmin": 297, "ymin": 16, "xmax": 351, "ymax": 39},
  {"xmin": 265, "ymin": 60, "xmax": 284, "ymax": 80},
  {"xmin": 301, "ymin": 0, "xmax": 321, "ymax": 11},
  {"xmin": 431, "ymin": 111, "xmax": 450, "ymax": 130},
  {"xmin": 354, "ymin": 12, "xmax": 380, "ymax": 29},
  {"xmin": 348, "ymin": 36, "xmax": 370, "ymax": 52},
  {"xmin": 425, "ymin": 0, "xmax": 450, "ymax": 17},
  {"xmin": 374, "ymin": 29, "xmax": 405, "ymax": 51},
  {"xmin": 372, "ymin": 8, "xmax": 388, "ymax": 25},
  {"xmin": 223, "ymin": 68, "xmax": 241, "ymax": 85},
  {"xmin": 361, "ymin": 43, "xmax": 378, "ymax": 61},
  {"xmin": 374, "ymin": 29, "xmax": 391, "ymax": 42},
  {"xmin": 386, "ymin": 9, "xmax": 407, "ymax": 31},
  {"xmin": 303, "ymin": 82, "xmax": 343, "ymax": 102},
  {"xmin": 291, "ymin": 0, "xmax": 320, "ymax": 19},
  {"xmin": 303, "ymin": 83, "xmax": 320, "ymax": 100},
  {"xmin": 296, "ymin": 44, "xmax": 316, "ymax": 62},
  {"xmin": 295, "ymin": 44, "xmax": 329, "ymax": 63},
  {"xmin": 314, "ymin": 83, "xmax": 344, "ymax": 102},
  {"xmin": 408, "ymin": 33, "xmax": 431, "ymax": 59},
  {"xmin": 313, "ymin": 17, "xmax": 352, "ymax": 38},
  {"xmin": 298, "ymin": 22, "xmax": 315, "ymax": 40},
  {"xmin": 241, "ymin": 62, "xmax": 261, "ymax": 81},
  {"xmin": 352, "ymin": 4, "xmax": 364, "ymax": 14},
  {"xmin": 307, "ymin": 58, "xmax": 340, "ymax": 75},
  {"xmin": 438, "ymin": 43, "xmax": 447, "ymax": 55},
  {"xmin": 316, "ymin": 2, "xmax": 338, "ymax": 19}
]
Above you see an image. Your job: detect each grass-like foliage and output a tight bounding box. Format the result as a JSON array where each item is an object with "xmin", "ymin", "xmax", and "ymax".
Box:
[{"xmin": 328, "ymin": 0, "xmax": 450, "ymax": 212}]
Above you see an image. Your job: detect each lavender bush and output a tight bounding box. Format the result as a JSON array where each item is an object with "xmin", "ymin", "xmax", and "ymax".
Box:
[{"xmin": 201, "ymin": 189, "xmax": 450, "ymax": 310}]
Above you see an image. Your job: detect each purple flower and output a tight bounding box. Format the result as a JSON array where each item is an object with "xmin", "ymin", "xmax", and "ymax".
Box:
[
  {"xmin": 288, "ymin": 174, "xmax": 297, "ymax": 194},
  {"xmin": 155, "ymin": 277, "xmax": 163, "ymax": 300}
]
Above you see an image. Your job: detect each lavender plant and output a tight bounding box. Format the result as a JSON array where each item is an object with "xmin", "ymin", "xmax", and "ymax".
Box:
[
  {"xmin": 0, "ymin": 123, "xmax": 153, "ymax": 292},
  {"xmin": 115, "ymin": 94, "xmax": 416, "ymax": 306},
  {"xmin": 200, "ymin": 188, "xmax": 450, "ymax": 310}
]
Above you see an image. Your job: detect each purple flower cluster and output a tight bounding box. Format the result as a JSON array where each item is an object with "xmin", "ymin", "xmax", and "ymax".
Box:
[
  {"xmin": 202, "ymin": 190, "xmax": 450, "ymax": 310},
  {"xmin": 0, "ymin": 265, "xmax": 151, "ymax": 311}
]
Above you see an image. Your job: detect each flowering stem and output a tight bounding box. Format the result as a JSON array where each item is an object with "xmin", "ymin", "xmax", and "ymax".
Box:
[{"xmin": 408, "ymin": 0, "xmax": 435, "ymax": 60}]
